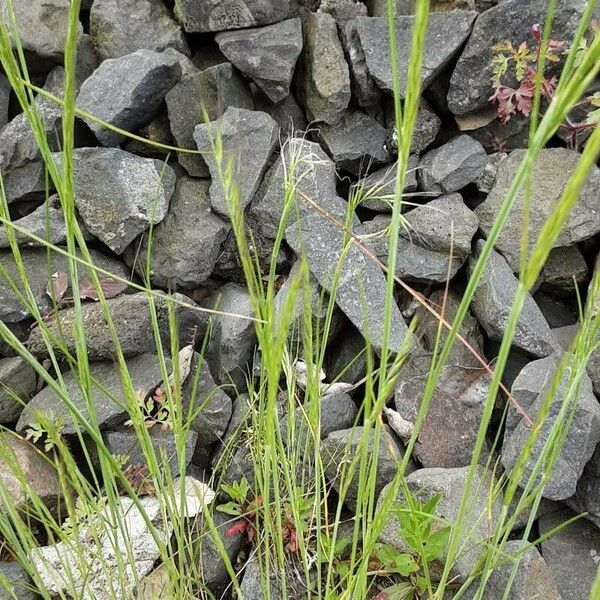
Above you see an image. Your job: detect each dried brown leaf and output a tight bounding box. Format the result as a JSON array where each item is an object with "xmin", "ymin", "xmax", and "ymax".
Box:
[
  {"xmin": 46, "ymin": 271, "xmax": 69, "ymax": 303},
  {"xmin": 79, "ymin": 277, "xmax": 127, "ymax": 301}
]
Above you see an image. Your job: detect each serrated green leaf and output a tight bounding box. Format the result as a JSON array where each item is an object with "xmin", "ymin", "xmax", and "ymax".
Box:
[{"xmin": 423, "ymin": 526, "xmax": 451, "ymax": 562}]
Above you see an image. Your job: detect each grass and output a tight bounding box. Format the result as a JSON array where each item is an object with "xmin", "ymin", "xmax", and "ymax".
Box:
[{"xmin": 0, "ymin": 0, "xmax": 598, "ymax": 598}]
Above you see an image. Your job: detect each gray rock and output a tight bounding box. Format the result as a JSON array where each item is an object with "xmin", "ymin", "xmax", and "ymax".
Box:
[
  {"xmin": 174, "ymin": 0, "xmax": 290, "ymax": 32},
  {"xmin": 0, "ymin": 74, "xmax": 10, "ymax": 130},
  {"xmin": 182, "ymin": 352, "xmax": 232, "ymax": 445},
  {"xmin": 0, "ymin": 432, "xmax": 61, "ymax": 513},
  {"xmin": 0, "ymin": 67, "xmax": 65, "ymax": 174},
  {"xmin": 476, "ymin": 151, "xmax": 508, "ymax": 194},
  {"xmin": 27, "ymin": 292, "xmax": 208, "ymax": 361},
  {"xmin": 315, "ymin": 390, "xmax": 357, "ymax": 438},
  {"xmin": 211, "ymin": 394, "xmax": 251, "ymax": 469},
  {"xmin": 124, "ymin": 112, "xmax": 174, "ymax": 158},
  {"xmin": 194, "ymin": 107, "xmax": 279, "ymax": 216},
  {"xmin": 448, "ymin": 0, "xmax": 588, "ymax": 115},
  {"xmin": 0, "ymin": 561, "xmax": 35, "ymax": 600},
  {"xmin": 322, "ymin": 425, "xmax": 409, "ymax": 510},
  {"xmin": 286, "ymin": 197, "xmax": 409, "ymax": 354},
  {"xmin": 165, "ymin": 63, "xmax": 253, "ymax": 177},
  {"xmin": 319, "ymin": 0, "xmax": 368, "ymax": 24},
  {"xmin": 297, "ymin": 12, "xmax": 351, "ymax": 124},
  {"xmin": 90, "ymin": 0, "xmax": 189, "ymax": 60},
  {"xmin": 395, "ymin": 363, "xmax": 488, "ymax": 468},
  {"xmin": 251, "ymin": 137, "xmax": 338, "ymax": 239},
  {"xmin": 539, "ymin": 508, "xmax": 600, "ymax": 600},
  {"xmin": 0, "ymin": 247, "xmax": 129, "ymax": 323},
  {"xmin": 203, "ymin": 283, "xmax": 256, "ymax": 390},
  {"xmin": 461, "ymin": 540, "xmax": 561, "ymax": 600},
  {"xmin": 76, "ymin": 49, "xmax": 181, "ymax": 147},
  {"xmin": 317, "ymin": 110, "xmax": 390, "ymax": 175},
  {"xmin": 239, "ymin": 557, "xmax": 281, "ymax": 600},
  {"xmin": 253, "ymin": 91, "xmax": 308, "ymax": 138},
  {"xmin": 413, "ymin": 289, "xmax": 484, "ymax": 368},
  {"xmin": 105, "ymin": 427, "xmax": 197, "ymax": 477},
  {"xmin": 573, "ymin": 444, "xmax": 600, "ymax": 526},
  {"xmin": 349, "ymin": 11, "xmax": 476, "ymax": 97},
  {"xmin": 17, "ymin": 353, "xmax": 167, "ymax": 435},
  {"xmin": 386, "ymin": 98, "xmax": 441, "ymax": 155},
  {"xmin": 501, "ymin": 354, "xmax": 600, "ymax": 500},
  {"xmin": 69, "ymin": 147, "xmax": 176, "ymax": 254},
  {"xmin": 0, "ymin": 201, "xmax": 69, "ymax": 249},
  {"xmin": 216, "ymin": 19, "xmax": 303, "ymax": 103},
  {"xmin": 418, "ymin": 135, "xmax": 487, "ymax": 195},
  {"xmin": 0, "ymin": 356, "xmax": 36, "ymax": 424},
  {"xmin": 2, "ymin": 161, "xmax": 47, "ymax": 204},
  {"xmin": 0, "ymin": 0, "xmax": 81, "ymax": 66},
  {"xmin": 552, "ymin": 323, "xmax": 579, "ymax": 352},
  {"xmin": 475, "ymin": 148, "xmax": 600, "ymax": 272},
  {"xmin": 352, "ymin": 157, "xmax": 418, "ymax": 212},
  {"xmin": 377, "ymin": 466, "xmax": 502, "ymax": 582},
  {"xmin": 469, "ymin": 241, "xmax": 556, "ymax": 358},
  {"xmin": 123, "ymin": 177, "xmax": 230, "ymax": 289},
  {"xmin": 540, "ymin": 245, "xmax": 588, "ymax": 296}
]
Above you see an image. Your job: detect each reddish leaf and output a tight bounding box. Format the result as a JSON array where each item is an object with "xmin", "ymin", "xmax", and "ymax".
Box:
[
  {"xmin": 46, "ymin": 272, "xmax": 69, "ymax": 303},
  {"xmin": 225, "ymin": 520, "xmax": 248, "ymax": 538},
  {"xmin": 79, "ymin": 277, "xmax": 127, "ymax": 301},
  {"xmin": 514, "ymin": 80, "xmax": 534, "ymax": 117}
]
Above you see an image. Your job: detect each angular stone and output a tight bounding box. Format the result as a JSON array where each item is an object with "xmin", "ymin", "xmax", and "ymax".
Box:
[
  {"xmin": 0, "ymin": 356, "xmax": 36, "ymax": 424},
  {"xmin": 165, "ymin": 63, "xmax": 253, "ymax": 177},
  {"xmin": 352, "ymin": 157, "xmax": 418, "ymax": 212},
  {"xmin": 0, "ymin": 0, "xmax": 81, "ymax": 65},
  {"xmin": 413, "ymin": 289, "xmax": 484, "ymax": 368},
  {"xmin": 253, "ymin": 91, "xmax": 308, "ymax": 138},
  {"xmin": 90, "ymin": 0, "xmax": 189, "ymax": 61},
  {"xmin": 251, "ymin": 137, "xmax": 338, "ymax": 239},
  {"xmin": 317, "ymin": 110, "xmax": 390, "ymax": 175},
  {"xmin": 0, "ymin": 562, "xmax": 35, "ymax": 600},
  {"xmin": 378, "ymin": 466, "xmax": 502, "ymax": 582},
  {"xmin": 174, "ymin": 0, "xmax": 290, "ymax": 33},
  {"xmin": 2, "ymin": 161, "xmax": 47, "ymax": 204},
  {"xmin": 105, "ymin": 427, "xmax": 197, "ymax": 477},
  {"xmin": 68, "ymin": 147, "xmax": 175, "ymax": 254},
  {"xmin": 0, "ymin": 74, "xmax": 9, "ymax": 130},
  {"xmin": 461, "ymin": 540, "xmax": 561, "ymax": 600},
  {"xmin": 351, "ymin": 11, "xmax": 476, "ymax": 97},
  {"xmin": 123, "ymin": 177, "xmax": 229, "ymax": 289},
  {"xmin": 540, "ymin": 245, "xmax": 588, "ymax": 296},
  {"xmin": 297, "ymin": 12, "xmax": 351, "ymax": 124},
  {"xmin": 475, "ymin": 149, "xmax": 600, "ymax": 272},
  {"xmin": 203, "ymin": 283, "xmax": 257, "ymax": 390},
  {"xmin": 501, "ymin": 354, "xmax": 600, "ymax": 500},
  {"xmin": 410, "ymin": 99, "xmax": 441, "ymax": 154},
  {"xmin": 539, "ymin": 508, "xmax": 600, "ymax": 600},
  {"xmin": 448, "ymin": 0, "xmax": 588, "ymax": 115},
  {"xmin": 319, "ymin": 0, "xmax": 368, "ymax": 24},
  {"xmin": 194, "ymin": 107, "xmax": 279, "ymax": 216},
  {"xmin": 27, "ymin": 292, "xmax": 208, "ymax": 361},
  {"xmin": 418, "ymin": 134, "xmax": 487, "ymax": 195},
  {"xmin": 0, "ymin": 67, "xmax": 65, "ymax": 173},
  {"xmin": 17, "ymin": 353, "xmax": 167, "ymax": 435},
  {"xmin": 0, "ymin": 432, "xmax": 60, "ymax": 513},
  {"xmin": 395, "ymin": 363, "xmax": 488, "ymax": 468},
  {"xmin": 322, "ymin": 425, "xmax": 409, "ymax": 510},
  {"xmin": 76, "ymin": 50, "xmax": 181, "ymax": 146},
  {"xmin": 286, "ymin": 197, "xmax": 409, "ymax": 354},
  {"xmin": 216, "ymin": 19, "xmax": 303, "ymax": 103},
  {"xmin": 476, "ymin": 151, "xmax": 508, "ymax": 194},
  {"xmin": 469, "ymin": 241, "xmax": 556, "ymax": 358},
  {"xmin": 573, "ymin": 444, "xmax": 600, "ymax": 526},
  {"xmin": 0, "ymin": 247, "xmax": 129, "ymax": 323}
]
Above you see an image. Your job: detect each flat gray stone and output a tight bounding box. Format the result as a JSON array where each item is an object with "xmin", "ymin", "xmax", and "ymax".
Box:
[
  {"xmin": 448, "ymin": 0, "xmax": 588, "ymax": 115},
  {"xmin": 418, "ymin": 134, "xmax": 487, "ymax": 195},
  {"xmin": 350, "ymin": 11, "xmax": 476, "ymax": 97},
  {"xmin": 0, "ymin": 74, "xmax": 9, "ymax": 129},
  {"xmin": 573, "ymin": 444, "xmax": 600, "ymax": 527},
  {"xmin": 2, "ymin": 161, "xmax": 47, "ymax": 204},
  {"xmin": 90, "ymin": 0, "xmax": 189, "ymax": 60},
  {"xmin": 216, "ymin": 19, "xmax": 302, "ymax": 103},
  {"xmin": 539, "ymin": 508, "xmax": 600, "ymax": 600},
  {"xmin": 0, "ymin": 247, "xmax": 129, "ymax": 323},
  {"xmin": 297, "ymin": 11, "xmax": 351, "ymax": 124},
  {"xmin": 203, "ymin": 283, "xmax": 257, "ymax": 390},
  {"xmin": 17, "ymin": 353, "xmax": 167, "ymax": 435},
  {"xmin": 377, "ymin": 466, "xmax": 502, "ymax": 582},
  {"xmin": 68, "ymin": 147, "xmax": 176, "ymax": 254},
  {"xmin": 76, "ymin": 49, "xmax": 181, "ymax": 146},
  {"xmin": 253, "ymin": 91, "xmax": 307, "ymax": 138},
  {"xmin": 27, "ymin": 292, "xmax": 208, "ymax": 361},
  {"xmin": 469, "ymin": 241, "xmax": 556, "ymax": 358},
  {"xmin": 0, "ymin": 201, "xmax": 69, "ymax": 249},
  {"xmin": 317, "ymin": 110, "xmax": 390, "ymax": 175},
  {"xmin": 0, "ymin": 562, "xmax": 35, "ymax": 600},
  {"xmin": 286, "ymin": 197, "xmax": 409, "ymax": 354},
  {"xmin": 501, "ymin": 354, "xmax": 600, "ymax": 500},
  {"xmin": 123, "ymin": 176, "xmax": 230, "ymax": 288},
  {"xmin": 475, "ymin": 148, "xmax": 600, "ymax": 272},
  {"xmin": 194, "ymin": 107, "xmax": 279, "ymax": 216},
  {"xmin": 540, "ymin": 245, "xmax": 588, "ymax": 295},
  {"xmin": 174, "ymin": 0, "xmax": 290, "ymax": 32},
  {"xmin": 395, "ymin": 363, "xmax": 488, "ymax": 468},
  {"xmin": 0, "ymin": 356, "xmax": 36, "ymax": 424},
  {"xmin": 165, "ymin": 63, "xmax": 253, "ymax": 177}
]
